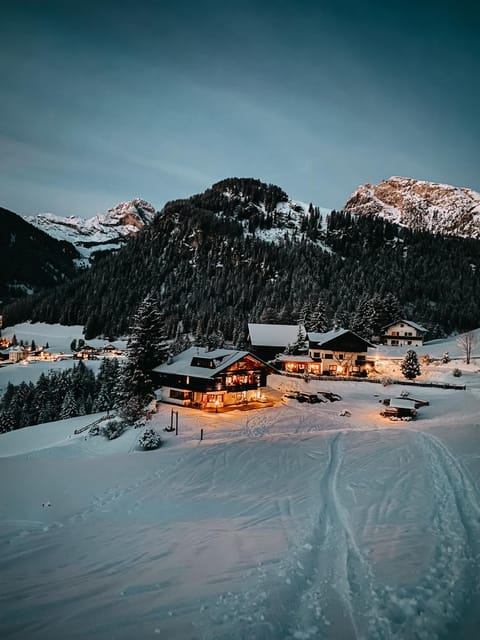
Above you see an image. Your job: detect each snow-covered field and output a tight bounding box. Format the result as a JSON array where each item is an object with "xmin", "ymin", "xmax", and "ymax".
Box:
[
  {"xmin": 0, "ymin": 322, "xmax": 127, "ymax": 395},
  {"xmin": 1, "ymin": 374, "xmax": 480, "ymax": 640},
  {"xmin": 1, "ymin": 322, "xmax": 127, "ymax": 353}
]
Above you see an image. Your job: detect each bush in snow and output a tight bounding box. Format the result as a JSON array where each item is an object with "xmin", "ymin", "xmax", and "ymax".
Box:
[
  {"xmin": 442, "ymin": 352, "xmax": 450, "ymax": 364},
  {"xmin": 452, "ymin": 368, "xmax": 462, "ymax": 377},
  {"xmin": 101, "ymin": 419, "xmax": 128, "ymax": 440},
  {"xmin": 381, "ymin": 376, "xmax": 393, "ymax": 386},
  {"xmin": 401, "ymin": 350, "xmax": 421, "ymax": 380},
  {"xmin": 138, "ymin": 428, "xmax": 162, "ymax": 450}
]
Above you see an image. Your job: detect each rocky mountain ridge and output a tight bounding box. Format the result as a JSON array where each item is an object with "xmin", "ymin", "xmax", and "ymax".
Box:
[
  {"xmin": 4, "ymin": 177, "xmax": 480, "ymax": 341},
  {"xmin": 344, "ymin": 176, "xmax": 480, "ymax": 239},
  {"xmin": 25, "ymin": 199, "xmax": 157, "ymax": 260}
]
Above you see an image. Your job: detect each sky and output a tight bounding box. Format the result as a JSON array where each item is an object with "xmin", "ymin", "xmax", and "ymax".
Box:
[{"xmin": 1, "ymin": 0, "xmax": 479, "ymax": 216}]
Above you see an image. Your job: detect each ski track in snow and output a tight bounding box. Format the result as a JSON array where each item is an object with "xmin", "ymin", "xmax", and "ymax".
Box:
[{"xmin": 196, "ymin": 430, "xmax": 480, "ymax": 640}]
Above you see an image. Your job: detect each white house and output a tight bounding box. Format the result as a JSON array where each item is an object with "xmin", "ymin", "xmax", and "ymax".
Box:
[
  {"xmin": 277, "ymin": 328, "xmax": 374, "ymax": 376},
  {"xmin": 381, "ymin": 319, "xmax": 427, "ymax": 347}
]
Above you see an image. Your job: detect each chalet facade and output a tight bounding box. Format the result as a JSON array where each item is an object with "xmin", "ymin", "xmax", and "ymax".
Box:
[
  {"xmin": 152, "ymin": 347, "xmax": 272, "ymax": 409},
  {"xmin": 278, "ymin": 328, "xmax": 374, "ymax": 376},
  {"xmin": 248, "ymin": 323, "xmax": 305, "ymax": 361},
  {"xmin": 381, "ymin": 320, "xmax": 427, "ymax": 347}
]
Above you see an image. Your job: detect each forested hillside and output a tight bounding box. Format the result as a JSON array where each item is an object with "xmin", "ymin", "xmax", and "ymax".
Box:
[
  {"xmin": 3, "ymin": 179, "xmax": 480, "ymax": 340},
  {"xmin": 0, "ymin": 207, "xmax": 79, "ymax": 305}
]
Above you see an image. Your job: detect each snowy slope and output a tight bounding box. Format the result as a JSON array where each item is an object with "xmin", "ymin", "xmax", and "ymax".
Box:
[
  {"xmin": 1, "ymin": 374, "xmax": 480, "ymax": 639},
  {"xmin": 344, "ymin": 176, "xmax": 480, "ymax": 239},
  {"xmin": 25, "ymin": 199, "xmax": 157, "ymax": 260},
  {"xmin": 217, "ymin": 197, "xmax": 332, "ymax": 247}
]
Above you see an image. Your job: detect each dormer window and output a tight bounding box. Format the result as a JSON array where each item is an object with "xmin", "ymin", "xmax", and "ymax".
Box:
[{"xmin": 190, "ymin": 357, "xmax": 215, "ymax": 368}]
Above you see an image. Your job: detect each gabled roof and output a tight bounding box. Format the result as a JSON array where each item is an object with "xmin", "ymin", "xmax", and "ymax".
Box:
[
  {"xmin": 382, "ymin": 319, "xmax": 427, "ymax": 333},
  {"xmin": 307, "ymin": 328, "xmax": 374, "ymax": 348},
  {"xmin": 248, "ymin": 323, "xmax": 304, "ymax": 347},
  {"xmin": 153, "ymin": 347, "xmax": 267, "ymax": 380}
]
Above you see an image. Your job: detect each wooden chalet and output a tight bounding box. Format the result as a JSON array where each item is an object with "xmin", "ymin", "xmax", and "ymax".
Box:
[
  {"xmin": 381, "ymin": 319, "xmax": 427, "ymax": 347},
  {"xmin": 278, "ymin": 328, "xmax": 374, "ymax": 376},
  {"xmin": 152, "ymin": 347, "xmax": 272, "ymax": 409}
]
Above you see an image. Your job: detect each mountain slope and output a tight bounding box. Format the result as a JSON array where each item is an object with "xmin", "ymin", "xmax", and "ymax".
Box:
[
  {"xmin": 25, "ymin": 199, "xmax": 157, "ymax": 260},
  {"xmin": 344, "ymin": 176, "xmax": 480, "ymax": 239},
  {"xmin": 3, "ymin": 178, "xmax": 480, "ymax": 339},
  {"xmin": 0, "ymin": 207, "xmax": 79, "ymax": 305}
]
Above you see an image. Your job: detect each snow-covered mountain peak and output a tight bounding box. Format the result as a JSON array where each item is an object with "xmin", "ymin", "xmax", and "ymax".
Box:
[
  {"xmin": 100, "ymin": 199, "xmax": 156, "ymax": 228},
  {"xmin": 25, "ymin": 199, "xmax": 158, "ymax": 260},
  {"xmin": 343, "ymin": 176, "xmax": 480, "ymax": 239}
]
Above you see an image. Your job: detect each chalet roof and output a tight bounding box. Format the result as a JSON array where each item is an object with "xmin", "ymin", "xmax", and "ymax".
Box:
[
  {"xmin": 389, "ymin": 398, "xmax": 417, "ymax": 410},
  {"xmin": 382, "ymin": 319, "xmax": 427, "ymax": 333},
  {"xmin": 152, "ymin": 347, "xmax": 264, "ymax": 380},
  {"xmin": 275, "ymin": 354, "xmax": 314, "ymax": 362},
  {"xmin": 248, "ymin": 323, "xmax": 305, "ymax": 347},
  {"xmin": 307, "ymin": 328, "xmax": 374, "ymax": 348}
]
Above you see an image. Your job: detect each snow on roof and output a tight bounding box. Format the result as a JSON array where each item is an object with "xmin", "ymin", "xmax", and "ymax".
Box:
[
  {"xmin": 152, "ymin": 347, "xmax": 254, "ymax": 379},
  {"xmin": 248, "ymin": 323, "xmax": 304, "ymax": 347},
  {"xmin": 383, "ymin": 319, "xmax": 427, "ymax": 332},
  {"xmin": 307, "ymin": 327, "xmax": 373, "ymax": 347},
  {"xmin": 275, "ymin": 354, "xmax": 313, "ymax": 362},
  {"xmin": 307, "ymin": 328, "xmax": 350, "ymax": 344},
  {"xmin": 389, "ymin": 399, "xmax": 417, "ymax": 410}
]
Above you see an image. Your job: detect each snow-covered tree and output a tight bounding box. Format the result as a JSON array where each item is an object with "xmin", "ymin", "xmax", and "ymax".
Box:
[
  {"xmin": 297, "ymin": 301, "xmax": 313, "ymax": 330},
  {"xmin": 138, "ymin": 428, "xmax": 162, "ymax": 450},
  {"xmin": 351, "ymin": 296, "xmax": 374, "ymax": 339},
  {"xmin": 127, "ymin": 292, "xmax": 169, "ymax": 371},
  {"xmin": 116, "ymin": 361, "xmax": 155, "ymax": 423},
  {"xmin": 309, "ymin": 299, "xmax": 331, "ymax": 333},
  {"xmin": 60, "ymin": 390, "xmax": 78, "ymax": 419},
  {"xmin": 0, "ymin": 408, "xmax": 16, "ymax": 432},
  {"xmin": 401, "ymin": 350, "xmax": 421, "ymax": 380}
]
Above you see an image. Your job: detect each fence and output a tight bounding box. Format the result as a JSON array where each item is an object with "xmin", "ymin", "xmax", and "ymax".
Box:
[
  {"xmin": 73, "ymin": 414, "xmax": 111, "ymax": 434},
  {"xmin": 280, "ymin": 371, "xmax": 466, "ymax": 391}
]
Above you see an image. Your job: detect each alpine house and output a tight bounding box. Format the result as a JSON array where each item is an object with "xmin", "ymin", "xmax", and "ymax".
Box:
[{"xmin": 152, "ymin": 347, "xmax": 272, "ymax": 410}]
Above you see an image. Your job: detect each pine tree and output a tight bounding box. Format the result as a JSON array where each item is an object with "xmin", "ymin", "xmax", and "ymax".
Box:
[
  {"xmin": 60, "ymin": 390, "xmax": 78, "ymax": 419},
  {"xmin": 0, "ymin": 408, "xmax": 16, "ymax": 432},
  {"xmin": 297, "ymin": 301, "xmax": 313, "ymax": 330},
  {"xmin": 126, "ymin": 292, "xmax": 168, "ymax": 371},
  {"xmin": 351, "ymin": 296, "xmax": 374, "ymax": 339},
  {"xmin": 289, "ymin": 325, "xmax": 307, "ymax": 354},
  {"xmin": 401, "ymin": 350, "xmax": 421, "ymax": 380},
  {"xmin": 309, "ymin": 299, "xmax": 331, "ymax": 333}
]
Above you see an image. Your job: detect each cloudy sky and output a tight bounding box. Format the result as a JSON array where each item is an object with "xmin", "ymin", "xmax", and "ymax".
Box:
[{"xmin": 1, "ymin": 0, "xmax": 479, "ymax": 216}]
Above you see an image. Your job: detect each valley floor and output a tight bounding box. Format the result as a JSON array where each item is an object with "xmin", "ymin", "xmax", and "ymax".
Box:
[{"xmin": 1, "ymin": 376, "xmax": 480, "ymax": 639}]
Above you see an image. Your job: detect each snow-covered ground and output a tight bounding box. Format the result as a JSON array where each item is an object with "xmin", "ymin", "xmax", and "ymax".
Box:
[
  {"xmin": 1, "ymin": 322, "xmax": 127, "ymax": 353},
  {"xmin": 1, "ymin": 374, "xmax": 480, "ymax": 640},
  {"xmin": 0, "ymin": 322, "xmax": 127, "ymax": 395}
]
